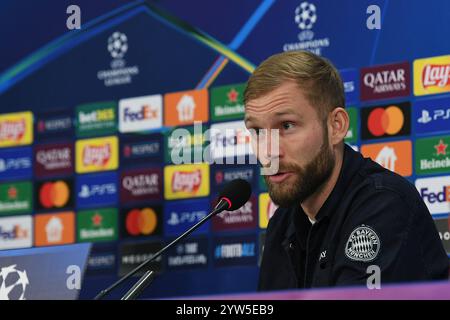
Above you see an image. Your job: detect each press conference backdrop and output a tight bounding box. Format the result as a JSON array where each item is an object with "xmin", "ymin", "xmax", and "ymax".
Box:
[{"xmin": 0, "ymin": 0, "xmax": 449, "ymax": 299}]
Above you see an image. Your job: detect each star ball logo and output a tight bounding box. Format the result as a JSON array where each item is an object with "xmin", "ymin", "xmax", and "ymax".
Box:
[
  {"xmin": 361, "ymin": 102, "xmax": 411, "ymax": 140},
  {"xmin": 0, "ymin": 264, "xmax": 29, "ymax": 300}
]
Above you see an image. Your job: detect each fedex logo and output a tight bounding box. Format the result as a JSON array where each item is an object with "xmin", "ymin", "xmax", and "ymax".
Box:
[
  {"xmin": 119, "ymin": 95, "xmax": 163, "ymax": 132},
  {"xmin": 416, "ymin": 176, "xmax": 450, "ymax": 214},
  {"xmin": 420, "ymin": 187, "xmax": 450, "ymax": 204},
  {"xmin": 123, "ymin": 106, "xmax": 157, "ymax": 122}
]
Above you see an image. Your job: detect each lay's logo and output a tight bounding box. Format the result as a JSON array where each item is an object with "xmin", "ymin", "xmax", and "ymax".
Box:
[
  {"xmin": 76, "ymin": 136, "xmax": 118, "ymax": 173},
  {"xmin": 414, "ymin": 55, "xmax": 450, "ymax": 96},
  {"xmin": 0, "ymin": 112, "xmax": 33, "ymax": 148},
  {"xmin": 172, "ymin": 170, "xmax": 201, "ymax": 193},
  {"xmin": 164, "ymin": 164, "xmax": 209, "ymax": 200}
]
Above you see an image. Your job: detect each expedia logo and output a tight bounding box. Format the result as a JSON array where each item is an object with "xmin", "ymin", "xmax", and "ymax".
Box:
[{"xmin": 172, "ymin": 170, "xmax": 201, "ymax": 193}]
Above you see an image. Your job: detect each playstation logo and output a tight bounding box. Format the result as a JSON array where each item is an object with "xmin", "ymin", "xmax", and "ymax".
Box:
[{"xmin": 417, "ymin": 110, "xmax": 432, "ymax": 124}]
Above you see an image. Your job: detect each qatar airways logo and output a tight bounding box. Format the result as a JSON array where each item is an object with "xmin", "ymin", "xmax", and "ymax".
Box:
[
  {"xmin": 0, "ymin": 120, "xmax": 25, "ymax": 142},
  {"xmin": 422, "ymin": 64, "xmax": 450, "ymax": 88},
  {"xmin": 171, "ymin": 170, "xmax": 201, "ymax": 193},
  {"xmin": 82, "ymin": 145, "xmax": 111, "ymax": 166}
]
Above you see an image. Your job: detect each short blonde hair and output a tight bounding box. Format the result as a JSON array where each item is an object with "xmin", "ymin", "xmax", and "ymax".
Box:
[{"xmin": 244, "ymin": 51, "xmax": 345, "ymax": 122}]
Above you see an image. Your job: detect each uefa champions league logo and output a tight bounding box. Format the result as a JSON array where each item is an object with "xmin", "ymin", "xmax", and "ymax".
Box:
[
  {"xmin": 0, "ymin": 265, "xmax": 29, "ymax": 300},
  {"xmin": 295, "ymin": 2, "xmax": 317, "ymax": 30},
  {"xmin": 107, "ymin": 32, "xmax": 128, "ymax": 59}
]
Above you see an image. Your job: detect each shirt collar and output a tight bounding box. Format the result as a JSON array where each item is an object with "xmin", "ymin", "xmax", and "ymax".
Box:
[{"xmin": 284, "ymin": 144, "xmax": 365, "ymax": 241}]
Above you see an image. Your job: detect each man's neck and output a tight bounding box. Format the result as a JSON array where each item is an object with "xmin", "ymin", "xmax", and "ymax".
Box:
[{"xmin": 301, "ymin": 145, "xmax": 345, "ymax": 221}]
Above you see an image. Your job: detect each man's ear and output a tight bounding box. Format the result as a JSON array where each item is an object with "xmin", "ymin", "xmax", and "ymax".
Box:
[{"xmin": 328, "ymin": 107, "xmax": 349, "ymax": 146}]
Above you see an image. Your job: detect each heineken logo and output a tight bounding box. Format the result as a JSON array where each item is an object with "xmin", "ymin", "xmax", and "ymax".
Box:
[
  {"xmin": 435, "ymin": 139, "xmax": 448, "ymax": 155},
  {"xmin": 211, "ymin": 83, "xmax": 245, "ymax": 121},
  {"xmin": 77, "ymin": 209, "xmax": 117, "ymax": 242},
  {"xmin": 416, "ymin": 136, "xmax": 450, "ymax": 174}
]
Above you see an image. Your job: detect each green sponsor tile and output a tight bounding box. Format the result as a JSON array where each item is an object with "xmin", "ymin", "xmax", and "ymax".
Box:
[
  {"xmin": 165, "ymin": 125, "xmax": 207, "ymax": 164},
  {"xmin": 77, "ymin": 208, "xmax": 118, "ymax": 242},
  {"xmin": 76, "ymin": 101, "xmax": 117, "ymax": 137},
  {"xmin": 345, "ymin": 107, "xmax": 358, "ymax": 144},
  {"xmin": 0, "ymin": 181, "xmax": 32, "ymax": 215},
  {"xmin": 210, "ymin": 83, "xmax": 246, "ymax": 122},
  {"xmin": 415, "ymin": 135, "xmax": 450, "ymax": 175}
]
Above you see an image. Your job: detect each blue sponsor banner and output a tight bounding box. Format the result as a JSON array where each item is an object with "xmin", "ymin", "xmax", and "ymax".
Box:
[
  {"xmin": 35, "ymin": 109, "xmax": 74, "ymax": 140},
  {"xmin": 76, "ymin": 172, "xmax": 118, "ymax": 208},
  {"xmin": 210, "ymin": 164, "xmax": 258, "ymax": 194},
  {"xmin": 339, "ymin": 68, "xmax": 359, "ymax": 105},
  {"xmin": 120, "ymin": 134, "xmax": 163, "ymax": 166},
  {"xmin": 85, "ymin": 244, "xmax": 117, "ymax": 276},
  {"xmin": 213, "ymin": 234, "xmax": 258, "ymax": 267},
  {"xmin": 414, "ymin": 97, "xmax": 450, "ymax": 135},
  {"xmin": 0, "ymin": 146, "xmax": 32, "ymax": 181},
  {"xmin": 166, "ymin": 237, "xmax": 209, "ymax": 270},
  {"xmin": 163, "ymin": 198, "xmax": 210, "ymax": 237}
]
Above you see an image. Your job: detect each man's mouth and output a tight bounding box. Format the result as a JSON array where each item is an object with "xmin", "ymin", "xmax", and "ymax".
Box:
[{"xmin": 267, "ymin": 171, "xmax": 293, "ymax": 183}]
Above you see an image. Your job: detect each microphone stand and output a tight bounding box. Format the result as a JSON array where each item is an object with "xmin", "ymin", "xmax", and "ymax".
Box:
[{"xmin": 94, "ymin": 199, "xmax": 229, "ymax": 300}]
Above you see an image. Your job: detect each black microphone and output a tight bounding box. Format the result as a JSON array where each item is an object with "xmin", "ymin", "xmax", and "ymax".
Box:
[{"xmin": 94, "ymin": 178, "xmax": 252, "ymax": 300}]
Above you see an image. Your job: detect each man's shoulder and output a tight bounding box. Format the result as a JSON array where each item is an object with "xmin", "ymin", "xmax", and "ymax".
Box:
[{"xmin": 354, "ymin": 155, "xmax": 421, "ymax": 204}]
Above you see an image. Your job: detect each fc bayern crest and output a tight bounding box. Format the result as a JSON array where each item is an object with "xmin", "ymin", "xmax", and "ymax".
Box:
[{"xmin": 345, "ymin": 225, "xmax": 380, "ymax": 262}]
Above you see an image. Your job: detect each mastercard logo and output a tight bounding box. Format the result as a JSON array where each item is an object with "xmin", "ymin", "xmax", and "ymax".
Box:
[
  {"xmin": 126, "ymin": 208, "xmax": 158, "ymax": 236},
  {"xmin": 39, "ymin": 181, "xmax": 70, "ymax": 208},
  {"xmin": 367, "ymin": 106, "xmax": 405, "ymax": 137}
]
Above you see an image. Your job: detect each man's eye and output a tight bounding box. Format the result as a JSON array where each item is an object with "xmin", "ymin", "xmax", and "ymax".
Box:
[{"xmin": 282, "ymin": 122, "xmax": 295, "ymax": 130}]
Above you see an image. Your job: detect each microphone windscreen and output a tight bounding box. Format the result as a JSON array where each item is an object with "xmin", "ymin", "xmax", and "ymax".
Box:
[{"xmin": 218, "ymin": 179, "xmax": 252, "ymax": 210}]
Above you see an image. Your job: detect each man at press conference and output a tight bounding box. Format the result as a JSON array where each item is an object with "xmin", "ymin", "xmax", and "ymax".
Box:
[{"xmin": 244, "ymin": 50, "xmax": 449, "ymax": 290}]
